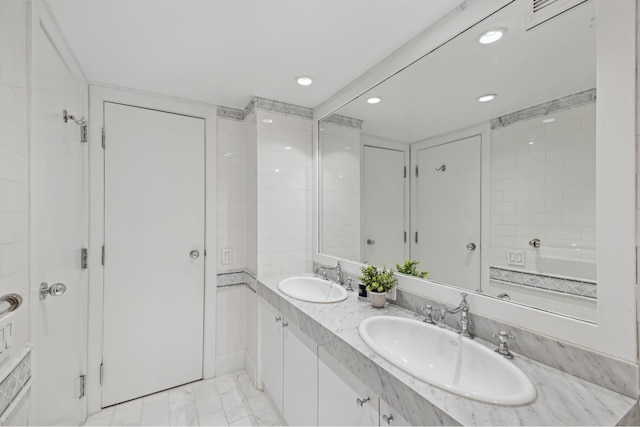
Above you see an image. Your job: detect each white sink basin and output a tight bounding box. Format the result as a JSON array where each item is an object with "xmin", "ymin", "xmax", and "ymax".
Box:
[
  {"xmin": 278, "ymin": 276, "xmax": 348, "ymax": 303},
  {"xmin": 359, "ymin": 316, "xmax": 537, "ymax": 406}
]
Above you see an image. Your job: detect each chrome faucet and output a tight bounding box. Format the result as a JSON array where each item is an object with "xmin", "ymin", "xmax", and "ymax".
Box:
[
  {"xmin": 314, "ymin": 266, "xmax": 329, "ymax": 280},
  {"xmin": 335, "ymin": 261, "xmax": 345, "ymax": 286},
  {"xmin": 438, "ymin": 293, "xmax": 474, "ymax": 339},
  {"xmin": 421, "ymin": 305, "xmax": 436, "ymax": 325},
  {"xmin": 493, "ymin": 331, "xmax": 515, "ymax": 359}
]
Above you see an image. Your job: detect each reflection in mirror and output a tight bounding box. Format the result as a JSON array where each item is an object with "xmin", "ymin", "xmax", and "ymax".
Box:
[{"xmin": 318, "ymin": 0, "xmax": 597, "ymax": 322}]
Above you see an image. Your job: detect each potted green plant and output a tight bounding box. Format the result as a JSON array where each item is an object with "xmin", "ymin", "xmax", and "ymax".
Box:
[
  {"xmin": 396, "ymin": 259, "xmax": 429, "ymax": 279},
  {"xmin": 359, "ymin": 265, "xmax": 397, "ymax": 308}
]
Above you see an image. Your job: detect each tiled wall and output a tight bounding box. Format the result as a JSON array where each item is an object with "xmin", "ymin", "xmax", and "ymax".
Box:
[
  {"xmin": 0, "ymin": 0, "xmax": 30, "ymax": 367},
  {"xmin": 490, "ymin": 102, "xmax": 596, "ymax": 281},
  {"xmin": 215, "ymin": 285, "xmax": 247, "ymax": 375},
  {"xmin": 217, "ymin": 117, "xmax": 247, "ymax": 273},
  {"xmin": 256, "ymin": 110, "xmax": 313, "ymax": 279},
  {"xmin": 318, "ymin": 121, "xmax": 361, "ymax": 261}
]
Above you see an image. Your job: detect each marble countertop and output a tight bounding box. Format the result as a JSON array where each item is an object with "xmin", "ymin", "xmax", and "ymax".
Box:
[{"xmin": 258, "ymin": 274, "xmax": 637, "ymax": 426}]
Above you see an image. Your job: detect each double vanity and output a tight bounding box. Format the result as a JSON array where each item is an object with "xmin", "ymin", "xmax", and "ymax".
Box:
[{"xmin": 259, "ymin": 273, "xmax": 637, "ymax": 426}]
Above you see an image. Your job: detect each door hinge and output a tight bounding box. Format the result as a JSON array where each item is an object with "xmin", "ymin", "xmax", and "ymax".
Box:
[
  {"xmin": 101, "ymin": 127, "xmax": 106, "ymax": 149},
  {"xmin": 100, "ymin": 363, "xmax": 104, "ymax": 385},
  {"xmin": 79, "ymin": 374, "xmax": 86, "ymax": 398},
  {"xmin": 404, "ymin": 231, "xmax": 407, "ymax": 243},
  {"xmin": 81, "ymin": 248, "xmax": 88, "ymax": 269},
  {"xmin": 101, "ymin": 245, "xmax": 105, "ymax": 266},
  {"xmin": 415, "ymin": 165, "xmax": 419, "ymax": 177},
  {"xmin": 415, "ymin": 231, "xmax": 418, "ymax": 243},
  {"xmin": 404, "ymin": 166, "xmax": 407, "ymax": 178},
  {"xmin": 81, "ymin": 125, "xmax": 88, "ymax": 143}
]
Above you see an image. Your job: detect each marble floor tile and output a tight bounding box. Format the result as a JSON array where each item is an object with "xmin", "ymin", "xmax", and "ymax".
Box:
[
  {"xmin": 83, "ymin": 413, "xmax": 113, "ymax": 426},
  {"xmin": 247, "ymin": 395, "xmax": 280, "ymax": 426},
  {"xmin": 237, "ymin": 372, "xmax": 261, "ymax": 399},
  {"xmin": 193, "ymin": 378, "xmax": 223, "ymax": 416},
  {"xmin": 83, "ymin": 370, "xmax": 279, "ymax": 427},
  {"xmin": 168, "ymin": 385, "xmax": 198, "ymax": 426},
  {"xmin": 215, "ymin": 374, "xmax": 239, "ymax": 394},
  {"xmin": 112, "ymin": 398, "xmax": 143, "ymax": 426},
  {"xmin": 221, "ymin": 389, "xmax": 251, "ymax": 423},
  {"xmin": 229, "ymin": 415, "xmax": 257, "ymax": 426},
  {"xmin": 199, "ymin": 408, "xmax": 229, "ymax": 426},
  {"xmin": 141, "ymin": 392, "xmax": 170, "ymax": 426}
]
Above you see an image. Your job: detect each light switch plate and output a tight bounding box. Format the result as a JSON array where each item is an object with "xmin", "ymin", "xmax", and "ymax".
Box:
[
  {"xmin": 221, "ymin": 248, "xmax": 232, "ymax": 265},
  {"xmin": 507, "ymin": 250, "xmax": 526, "ymax": 267}
]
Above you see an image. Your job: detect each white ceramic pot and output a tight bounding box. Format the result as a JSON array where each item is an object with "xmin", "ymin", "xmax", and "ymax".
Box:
[{"xmin": 369, "ymin": 291, "xmax": 387, "ymax": 308}]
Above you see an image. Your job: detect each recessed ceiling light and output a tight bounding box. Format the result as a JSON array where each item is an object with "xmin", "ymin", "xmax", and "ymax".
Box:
[
  {"xmin": 528, "ymin": 140, "xmax": 534, "ymax": 145},
  {"xmin": 478, "ymin": 28, "xmax": 505, "ymax": 45},
  {"xmin": 262, "ymin": 118, "xmax": 273, "ymax": 124},
  {"xmin": 274, "ymin": 169, "xmax": 280, "ymax": 173},
  {"xmin": 296, "ymin": 76, "xmax": 313, "ymax": 86},
  {"xmin": 223, "ymin": 152, "xmax": 233, "ymax": 157},
  {"xmin": 345, "ymin": 146, "xmax": 352, "ymax": 150},
  {"xmin": 542, "ymin": 118, "xmax": 556, "ymax": 123},
  {"xmin": 477, "ymin": 94, "xmax": 497, "ymax": 103},
  {"xmin": 338, "ymin": 175, "xmax": 344, "ymax": 178},
  {"xmin": 284, "ymin": 146, "xmax": 292, "ymax": 150},
  {"xmin": 367, "ymin": 97, "xmax": 381, "ymax": 104}
]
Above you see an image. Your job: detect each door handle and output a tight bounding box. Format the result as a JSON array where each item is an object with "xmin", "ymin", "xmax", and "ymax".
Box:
[
  {"xmin": 190, "ymin": 250, "xmax": 200, "ymax": 259},
  {"xmin": 366, "ymin": 239, "xmax": 375, "ymax": 245},
  {"xmin": 466, "ymin": 243, "xmax": 477, "ymax": 251},
  {"xmin": 39, "ymin": 282, "xmax": 67, "ymax": 300}
]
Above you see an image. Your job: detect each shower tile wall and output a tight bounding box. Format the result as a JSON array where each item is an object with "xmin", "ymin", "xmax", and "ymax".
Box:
[
  {"xmin": 0, "ymin": 0, "xmax": 29, "ymax": 367},
  {"xmin": 490, "ymin": 101, "xmax": 596, "ymax": 280}
]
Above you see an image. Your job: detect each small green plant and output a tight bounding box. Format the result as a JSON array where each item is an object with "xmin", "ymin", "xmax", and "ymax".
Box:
[
  {"xmin": 359, "ymin": 264, "xmax": 397, "ymax": 293},
  {"xmin": 396, "ymin": 259, "xmax": 429, "ymax": 279}
]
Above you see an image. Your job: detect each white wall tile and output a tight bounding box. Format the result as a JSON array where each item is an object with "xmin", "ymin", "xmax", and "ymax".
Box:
[
  {"xmin": 0, "ymin": 0, "xmax": 28, "ymax": 367},
  {"xmin": 491, "ymin": 102, "xmax": 596, "ymax": 281}
]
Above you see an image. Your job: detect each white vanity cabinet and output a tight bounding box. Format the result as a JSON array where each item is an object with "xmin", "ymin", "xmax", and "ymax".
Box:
[
  {"xmin": 259, "ymin": 301, "xmax": 284, "ymax": 413},
  {"xmin": 259, "ymin": 299, "xmax": 318, "ymax": 426},
  {"xmin": 318, "ymin": 348, "xmax": 379, "ymax": 426},
  {"xmin": 379, "ymin": 399, "xmax": 411, "ymax": 426}
]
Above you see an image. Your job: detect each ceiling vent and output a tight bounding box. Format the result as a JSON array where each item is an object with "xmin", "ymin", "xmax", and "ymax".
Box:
[{"xmin": 524, "ymin": 0, "xmax": 588, "ymax": 30}]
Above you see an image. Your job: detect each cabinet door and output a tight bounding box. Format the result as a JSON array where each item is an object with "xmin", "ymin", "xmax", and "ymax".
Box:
[
  {"xmin": 260, "ymin": 301, "xmax": 284, "ymax": 413},
  {"xmin": 283, "ymin": 321, "xmax": 318, "ymax": 426},
  {"xmin": 380, "ymin": 399, "xmax": 411, "ymax": 426},
  {"xmin": 318, "ymin": 349, "xmax": 378, "ymax": 426}
]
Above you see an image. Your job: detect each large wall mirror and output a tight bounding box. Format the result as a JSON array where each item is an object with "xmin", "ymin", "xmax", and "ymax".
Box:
[{"xmin": 318, "ymin": 0, "xmax": 597, "ymax": 322}]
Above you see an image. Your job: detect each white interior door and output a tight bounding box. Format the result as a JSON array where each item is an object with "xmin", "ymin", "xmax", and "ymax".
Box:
[
  {"xmin": 102, "ymin": 103, "xmax": 205, "ymax": 407},
  {"xmin": 412, "ymin": 135, "xmax": 481, "ymax": 290},
  {"xmin": 31, "ymin": 3, "xmax": 89, "ymax": 424},
  {"xmin": 362, "ymin": 146, "xmax": 408, "ymax": 266}
]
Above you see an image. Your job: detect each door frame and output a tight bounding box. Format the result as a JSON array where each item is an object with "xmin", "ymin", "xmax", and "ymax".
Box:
[
  {"xmin": 29, "ymin": 0, "xmax": 89, "ymax": 423},
  {"xmin": 409, "ymin": 123, "xmax": 490, "ymax": 293},
  {"xmin": 359, "ymin": 135, "xmax": 410, "ymax": 264},
  {"xmin": 87, "ymin": 85, "xmax": 217, "ymax": 414}
]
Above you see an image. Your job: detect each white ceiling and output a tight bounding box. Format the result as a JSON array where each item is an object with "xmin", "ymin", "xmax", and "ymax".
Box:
[
  {"xmin": 46, "ymin": 0, "xmax": 465, "ymax": 109},
  {"xmin": 331, "ymin": 0, "xmax": 596, "ymax": 142}
]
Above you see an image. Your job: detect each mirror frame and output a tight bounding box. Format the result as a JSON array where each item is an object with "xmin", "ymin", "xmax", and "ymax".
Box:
[{"xmin": 313, "ymin": 0, "xmax": 637, "ymax": 362}]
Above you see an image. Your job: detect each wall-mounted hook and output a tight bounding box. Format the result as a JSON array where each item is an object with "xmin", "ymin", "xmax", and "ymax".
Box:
[
  {"xmin": 63, "ymin": 109, "xmax": 87, "ymax": 126},
  {"xmin": 435, "ymin": 164, "xmax": 446, "ymax": 172}
]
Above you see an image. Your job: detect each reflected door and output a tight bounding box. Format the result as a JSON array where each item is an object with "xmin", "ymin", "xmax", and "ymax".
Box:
[
  {"xmin": 412, "ymin": 135, "xmax": 481, "ymax": 290},
  {"xmin": 102, "ymin": 103, "xmax": 205, "ymax": 406},
  {"xmin": 362, "ymin": 146, "xmax": 408, "ymax": 266}
]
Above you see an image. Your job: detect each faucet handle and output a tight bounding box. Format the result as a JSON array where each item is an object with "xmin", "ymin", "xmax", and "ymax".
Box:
[
  {"xmin": 492, "ymin": 330, "xmax": 515, "ymax": 342},
  {"xmin": 492, "ymin": 330, "xmax": 515, "ymax": 359},
  {"xmin": 421, "ymin": 305, "xmax": 435, "ymax": 324}
]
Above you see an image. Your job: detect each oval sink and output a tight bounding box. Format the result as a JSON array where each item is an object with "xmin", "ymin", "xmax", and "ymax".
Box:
[
  {"xmin": 359, "ymin": 316, "xmax": 536, "ymax": 406},
  {"xmin": 278, "ymin": 276, "xmax": 348, "ymax": 303}
]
